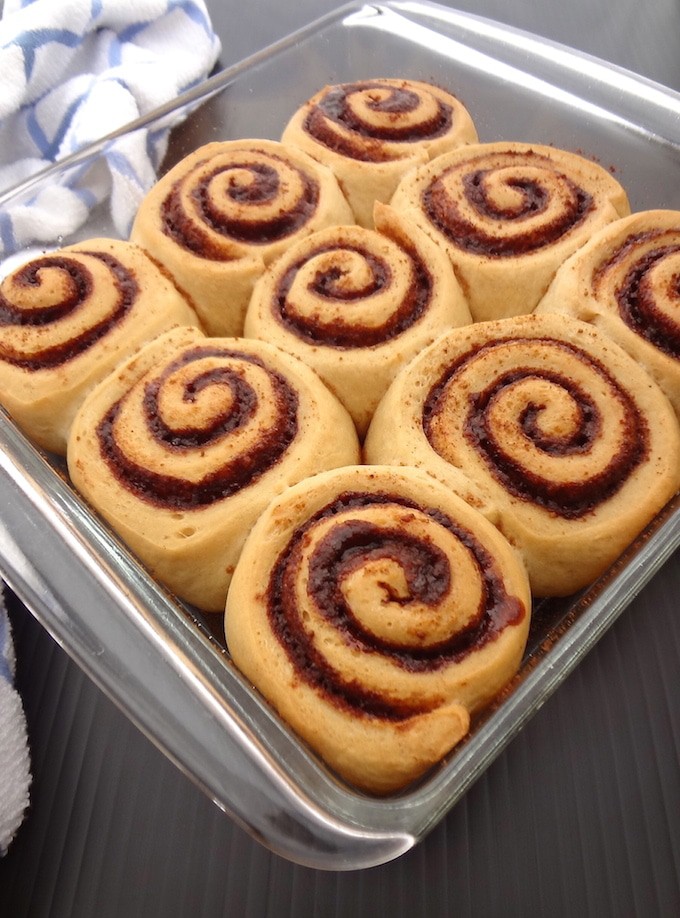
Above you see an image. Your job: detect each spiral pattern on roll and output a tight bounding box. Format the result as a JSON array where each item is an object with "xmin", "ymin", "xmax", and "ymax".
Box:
[
  {"xmin": 422, "ymin": 148, "xmax": 593, "ymax": 257},
  {"xmin": 423, "ymin": 336, "xmax": 649, "ymax": 519},
  {"xmin": 97, "ymin": 344, "xmax": 299, "ymax": 509},
  {"xmin": 266, "ymin": 490, "xmax": 525, "ymax": 719},
  {"xmin": 273, "ymin": 234, "xmax": 431, "ymax": 347},
  {"xmin": 594, "ymin": 230, "xmax": 680, "ymax": 359},
  {"xmin": 0, "ymin": 250, "xmax": 138, "ymax": 369},
  {"xmin": 161, "ymin": 146, "xmax": 321, "ymax": 259},
  {"xmin": 302, "ymin": 80, "xmax": 456, "ymax": 161}
]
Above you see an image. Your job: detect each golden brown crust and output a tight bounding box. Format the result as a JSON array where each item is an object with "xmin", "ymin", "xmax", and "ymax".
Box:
[
  {"xmin": 225, "ymin": 464, "xmax": 531, "ymax": 794},
  {"xmin": 0, "ymin": 238, "xmax": 199, "ymax": 454},
  {"xmin": 282, "ymin": 79, "xmax": 478, "ymax": 227},
  {"xmin": 130, "ymin": 140, "xmax": 354, "ymax": 337},
  {"xmin": 536, "ymin": 209, "xmax": 680, "ymax": 418},
  {"xmin": 67, "ymin": 327, "xmax": 360, "ymax": 611},
  {"xmin": 390, "ymin": 142, "xmax": 630, "ymax": 321},
  {"xmin": 244, "ymin": 202, "xmax": 472, "ymax": 437},
  {"xmin": 364, "ymin": 313, "xmax": 680, "ymax": 596}
]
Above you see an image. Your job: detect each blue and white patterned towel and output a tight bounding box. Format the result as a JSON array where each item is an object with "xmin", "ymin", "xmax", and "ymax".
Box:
[
  {"xmin": 0, "ymin": 590, "xmax": 31, "ymax": 854},
  {"xmin": 0, "ymin": 0, "xmax": 221, "ymax": 257}
]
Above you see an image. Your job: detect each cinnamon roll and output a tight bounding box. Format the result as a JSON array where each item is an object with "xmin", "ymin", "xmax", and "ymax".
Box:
[
  {"xmin": 0, "ymin": 238, "xmax": 199, "ymax": 454},
  {"xmin": 225, "ymin": 464, "xmax": 531, "ymax": 794},
  {"xmin": 536, "ymin": 209, "xmax": 680, "ymax": 417},
  {"xmin": 281, "ymin": 79, "xmax": 478, "ymax": 228},
  {"xmin": 244, "ymin": 202, "xmax": 472, "ymax": 437},
  {"xmin": 364, "ymin": 313, "xmax": 680, "ymax": 597},
  {"xmin": 67, "ymin": 326, "xmax": 360, "ymax": 611},
  {"xmin": 130, "ymin": 139, "xmax": 354, "ymax": 337},
  {"xmin": 390, "ymin": 142, "xmax": 630, "ymax": 322}
]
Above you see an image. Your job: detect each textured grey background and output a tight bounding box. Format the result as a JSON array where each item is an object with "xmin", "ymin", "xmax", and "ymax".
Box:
[{"xmin": 2, "ymin": 1, "xmax": 680, "ymax": 916}]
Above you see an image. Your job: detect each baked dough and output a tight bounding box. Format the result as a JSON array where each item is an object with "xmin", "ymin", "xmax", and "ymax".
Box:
[
  {"xmin": 0, "ymin": 238, "xmax": 199, "ymax": 454},
  {"xmin": 282, "ymin": 78, "xmax": 478, "ymax": 228},
  {"xmin": 537, "ymin": 209, "xmax": 680, "ymax": 418},
  {"xmin": 244, "ymin": 202, "xmax": 472, "ymax": 437},
  {"xmin": 67, "ymin": 326, "xmax": 360, "ymax": 611},
  {"xmin": 364, "ymin": 313, "xmax": 680, "ymax": 596},
  {"xmin": 390, "ymin": 141, "xmax": 630, "ymax": 321},
  {"xmin": 225, "ymin": 464, "xmax": 531, "ymax": 794},
  {"xmin": 130, "ymin": 139, "xmax": 353, "ymax": 337}
]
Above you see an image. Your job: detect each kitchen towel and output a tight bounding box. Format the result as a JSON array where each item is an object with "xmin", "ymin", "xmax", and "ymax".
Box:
[
  {"xmin": 0, "ymin": 0, "xmax": 221, "ymax": 258},
  {"xmin": 0, "ymin": 589, "xmax": 31, "ymax": 855}
]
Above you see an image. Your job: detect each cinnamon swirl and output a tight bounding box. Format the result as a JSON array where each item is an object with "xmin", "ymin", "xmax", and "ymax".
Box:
[
  {"xmin": 225, "ymin": 464, "xmax": 531, "ymax": 794},
  {"xmin": 67, "ymin": 326, "xmax": 360, "ymax": 611},
  {"xmin": 130, "ymin": 139, "xmax": 354, "ymax": 337},
  {"xmin": 536, "ymin": 209, "xmax": 680, "ymax": 417},
  {"xmin": 0, "ymin": 238, "xmax": 199, "ymax": 454},
  {"xmin": 281, "ymin": 79, "xmax": 478, "ymax": 228},
  {"xmin": 364, "ymin": 313, "xmax": 680, "ymax": 597},
  {"xmin": 390, "ymin": 142, "xmax": 630, "ymax": 322},
  {"xmin": 244, "ymin": 202, "xmax": 472, "ymax": 437}
]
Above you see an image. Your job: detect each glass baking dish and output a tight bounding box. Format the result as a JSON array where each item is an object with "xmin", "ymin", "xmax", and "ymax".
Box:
[{"xmin": 1, "ymin": 0, "xmax": 679, "ymax": 870}]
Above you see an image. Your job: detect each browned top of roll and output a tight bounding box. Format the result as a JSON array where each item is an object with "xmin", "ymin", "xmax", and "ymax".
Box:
[
  {"xmin": 272, "ymin": 236, "xmax": 432, "ymax": 347},
  {"xmin": 97, "ymin": 344, "xmax": 299, "ymax": 509},
  {"xmin": 0, "ymin": 250, "xmax": 138, "ymax": 370},
  {"xmin": 423, "ymin": 336, "xmax": 650, "ymax": 518},
  {"xmin": 421, "ymin": 149, "xmax": 594, "ymax": 257},
  {"xmin": 302, "ymin": 80, "xmax": 458, "ymax": 162},
  {"xmin": 160, "ymin": 148, "xmax": 321, "ymax": 260},
  {"xmin": 593, "ymin": 229, "xmax": 680, "ymax": 359},
  {"xmin": 266, "ymin": 490, "xmax": 526, "ymax": 720}
]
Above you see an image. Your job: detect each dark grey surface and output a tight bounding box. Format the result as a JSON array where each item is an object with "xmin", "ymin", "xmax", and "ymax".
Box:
[{"xmin": 1, "ymin": 1, "xmax": 680, "ymax": 915}]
